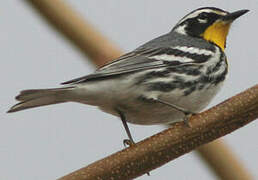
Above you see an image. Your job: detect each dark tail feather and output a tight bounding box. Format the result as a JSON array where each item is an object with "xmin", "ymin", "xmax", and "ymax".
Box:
[{"xmin": 7, "ymin": 87, "xmax": 73, "ymax": 113}]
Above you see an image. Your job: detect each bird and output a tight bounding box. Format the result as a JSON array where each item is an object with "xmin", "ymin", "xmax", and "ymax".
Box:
[{"xmin": 8, "ymin": 7, "xmax": 249, "ymax": 145}]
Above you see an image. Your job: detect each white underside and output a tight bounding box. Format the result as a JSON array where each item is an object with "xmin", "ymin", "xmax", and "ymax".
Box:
[{"xmin": 67, "ymin": 74, "xmax": 224, "ymax": 125}]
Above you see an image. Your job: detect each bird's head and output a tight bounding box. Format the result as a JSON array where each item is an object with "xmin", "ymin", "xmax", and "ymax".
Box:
[{"xmin": 172, "ymin": 7, "xmax": 249, "ymax": 50}]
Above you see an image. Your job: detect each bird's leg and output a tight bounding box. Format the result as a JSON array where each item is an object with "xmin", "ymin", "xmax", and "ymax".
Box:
[
  {"xmin": 116, "ymin": 109, "xmax": 135, "ymax": 147},
  {"xmin": 116, "ymin": 109, "xmax": 151, "ymax": 176},
  {"xmin": 155, "ymin": 98, "xmax": 197, "ymax": 127}
]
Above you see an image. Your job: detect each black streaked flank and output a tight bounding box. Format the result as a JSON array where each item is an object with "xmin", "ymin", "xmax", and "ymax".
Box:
[
  {"xmin": 147, "ymin": 82, "xmax": 177, "ymax": 92},
  {"xmin": 184, "ymin": 86, "xmax": 197, "ymax": 96},
  {"xmin": 168, "ymin": 65, "xmax": 202, "ymax": 76},
  {"xmin": 163, "ymin": 61, "xmax": 182, "ymax": 66},
  {"xmin": 198, "ymin": 84, "xmax": 205, "ymax": 90},
  {"xmin": 145, "ymin": 62, "xmax": 228, "ymax": 96},
  {"xmin": 207, "ymin": 51, "xmax": 226, "ymax": 75},
  {"xmin": 213, "ymin": 67, "xmax": 228, "ymax": 85},
  {"xmin": 135, "ymin": 70, "xmax": 171, "ymax": 85}
]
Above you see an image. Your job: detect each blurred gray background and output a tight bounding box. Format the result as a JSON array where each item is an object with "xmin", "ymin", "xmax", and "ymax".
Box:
[{"xmin": 1, "ymin": 0, "xmax": 258, "ymax": 179}]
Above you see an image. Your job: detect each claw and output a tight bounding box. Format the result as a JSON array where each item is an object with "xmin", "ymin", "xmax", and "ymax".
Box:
[
  {"xmin": 123, "ymin": 139, "xmax": 135, "ymax": 147},
  {"xmin": 183, "ymin": 112, "xmax": 196, "ymax": 127}
]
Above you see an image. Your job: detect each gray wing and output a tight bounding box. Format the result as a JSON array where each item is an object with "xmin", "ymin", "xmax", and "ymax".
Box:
[
  {"xmin": 61, "ymin": 46, "xmax": 206, "ymax": 85},
  {"xmin": 61, "ymin": 48, "xmax": 165, "ymax": 84}
]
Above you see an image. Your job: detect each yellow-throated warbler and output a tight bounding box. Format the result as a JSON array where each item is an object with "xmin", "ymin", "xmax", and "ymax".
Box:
[{"xmin": 8, "ymin": 7, "xmax": 248, "ymax": 144}]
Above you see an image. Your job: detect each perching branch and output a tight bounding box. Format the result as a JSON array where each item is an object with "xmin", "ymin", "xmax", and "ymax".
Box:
[
  {"xmin": 25, "ymin": 0, "xmax": 254, "ymax": 179},
  {"xmin": 58, "ymin": 84, "xmax": 258, "ymax": 180}
]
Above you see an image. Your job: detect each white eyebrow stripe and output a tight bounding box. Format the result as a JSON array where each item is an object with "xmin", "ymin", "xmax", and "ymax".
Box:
[{"xmin": 177, "ymin": 9, "xmax": 228, "ymax": 25}]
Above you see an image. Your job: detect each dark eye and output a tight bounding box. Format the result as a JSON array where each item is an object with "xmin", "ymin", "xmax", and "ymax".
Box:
[{"xmin": 198, "ymin": 12, "xmax": 209, "ymax": 19}]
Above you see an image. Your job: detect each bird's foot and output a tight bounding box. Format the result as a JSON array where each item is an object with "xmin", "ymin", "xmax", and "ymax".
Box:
[
  {"xmin": 123, "ymin": 139, "xmax": 135, "ymax": 147},
  {"xmin": 183, "ymin": 112, "xmax": 197, "ymax": 127}
]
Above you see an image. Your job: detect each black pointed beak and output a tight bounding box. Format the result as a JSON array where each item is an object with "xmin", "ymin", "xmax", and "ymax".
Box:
[{"xmin": 223, "ymin": 9, "xmax": 249, "ymax": 21}]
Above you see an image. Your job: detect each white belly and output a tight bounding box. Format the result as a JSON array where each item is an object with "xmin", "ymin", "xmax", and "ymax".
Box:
[
  {"xmin": 111, "ymin": 82, "xmax": 224, "ymax": 125},
  {"xmin": 70, "ymin": 75, "xmax": 224, "ymax": 125}
]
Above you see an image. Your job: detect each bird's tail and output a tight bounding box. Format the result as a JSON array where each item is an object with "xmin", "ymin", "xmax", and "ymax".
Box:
[{"xmin": 7, "ymin": 87, "xmax": 74, "ymax": 113}]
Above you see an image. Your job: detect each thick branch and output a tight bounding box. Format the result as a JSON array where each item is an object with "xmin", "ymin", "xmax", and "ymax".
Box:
[{"xmin": 59, "ymin": 84, "xmax": 258, "ymax": 180}]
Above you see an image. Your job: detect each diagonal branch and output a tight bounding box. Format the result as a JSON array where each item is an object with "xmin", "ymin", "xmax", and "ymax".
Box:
[
  {"xmin": 197, "ymin": 140, "xmax": 252, "ymax": 180},
  {"xmin": 58, "ymin": 84, "xmax": 258, "ymax": 180},
  {"xmin": 25, "ymin": 0, "xmax": 254, "ymax": 179},
  {"xmin": 25, "ymin": 0, "xmax": 121, "ymax": 67}
]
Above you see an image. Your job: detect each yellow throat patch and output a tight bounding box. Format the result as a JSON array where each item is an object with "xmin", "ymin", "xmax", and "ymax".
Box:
[{"xmin": 202, "ymin": 21, "xmax": 231, "ymax": 51}]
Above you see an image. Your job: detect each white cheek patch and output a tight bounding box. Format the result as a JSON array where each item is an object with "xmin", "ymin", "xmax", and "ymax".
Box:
[{"xmin": 174, "ymin": 24, "xmax": 187, "ymax": 35}]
